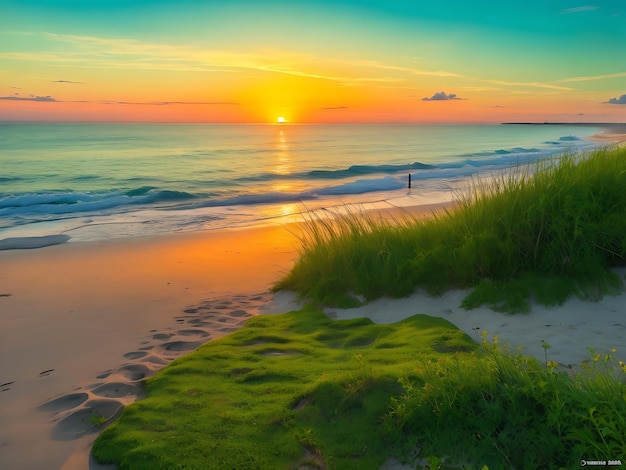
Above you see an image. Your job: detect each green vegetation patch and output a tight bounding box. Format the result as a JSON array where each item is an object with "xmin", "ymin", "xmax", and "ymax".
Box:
[
  {"xmin": 93, "ymin": 308, "xmax": 626, "ymax": 469},
  {"xmin": 92, "ymin": 307, "xmax": 476, "ymax": 469},
  {"xmin": 390, "ymin": 336, "xmax": 626, "ymax": 469},
  {"xmin": 275, "ymin": 146, "xmax": 626, "ymax": 312}
]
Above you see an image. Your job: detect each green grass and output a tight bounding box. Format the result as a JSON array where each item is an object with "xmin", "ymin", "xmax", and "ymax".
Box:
[
  {"xmin": 274, "ymin": 146, "xmax": 626, "ymax": 312},
  {"xmin": 93, "ymin": 146, "xmax": 626, "ymax": 469},
  {"xmin": 92, "ymin": 307, "xmax": 477, "ymax": 469},
  {"xmin": 92, "ymin": 308, "xmax": 626, "ymax": 469}
]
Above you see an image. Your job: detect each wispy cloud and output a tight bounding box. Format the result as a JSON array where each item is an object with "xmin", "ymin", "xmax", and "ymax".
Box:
[
  {"xmin": 422, "ymin": 91, "xmax": 465, "ymax": 101},
  {"xmin": 0, "ymin": 94, "xmax": 57, "ymax": 102},
  {"xmin": 486, "ymin": 79, "xmax": 572, "ymax": 91},
  {"xmin": 0, "ymin": 92, "xmax": 238, "ymax": 106},
  {"xmin": 4, "ymin": 32, "xmax": 449, "ymax": 87},
  {"xmin": 558, "ymin": 71, "xmax": 626, "ymax": 82},
  {"xmin": 352, "ymin": 60, "xmax": 463, "ymax": 79},
  {"xmin": 52, "ymin": 79, "xmax": 84, "ymax": 84},
  {"xmin": 604, "ymin": 94, "xmax": 626, "ymax": 105},
  {"xmin": 561, "ymin": 5, "xmax": 598, "ymax": 14},
  {"xmin": 321, "ymin": 106, "xmax": 348, "ymax": 110},
  {"xmin": 100, "ymin": 100, "xmax": 239, "ymax": 106}
]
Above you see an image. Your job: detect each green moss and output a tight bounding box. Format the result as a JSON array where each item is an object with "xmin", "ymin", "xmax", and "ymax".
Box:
[
  {"xmin": 93, "ymin": 307, "xmax": 626, "ymax": 469},
  {"xmin": 93, "ymin": 307, "xmax": 476, "ymax": 469}
]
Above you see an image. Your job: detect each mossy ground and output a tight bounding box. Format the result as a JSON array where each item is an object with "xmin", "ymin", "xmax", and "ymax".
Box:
[
  {"xmin": 93, "ymin": 307, "xmax": 626, "ymax": 470},
  {"xmin": 93, "ymin": 307, "xmax": 476, "ymax": 469}
]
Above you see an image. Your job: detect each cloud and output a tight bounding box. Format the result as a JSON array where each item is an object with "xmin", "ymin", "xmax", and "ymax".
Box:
[
  {"xmin": 0, "ymin": 95, "xmax": 57, "ymax": 102},
  {"xmin": 100, "ymin": 100, "xmax": 239, "ymax": 106},
  {"xmin": 604, "ymin": 94, "xmax": 626, "ymax": 104},
  {"xmin": 559, "ymin": 72, "xmax": 626, "ymax": 82},
  {"xmin": 52, "ymin": 79, "xmax": 84, "ymax": 84},
  {"xmin": 0, "ymin": 94, "xmax": 238, "ymax": 106},
  {"xmin": 422, "ymin": 91, "xmax": 464, "ymax": 101},
  {"xmin": 487, "ymin": 79, "xmax": 572, "ymax": 90},
  {"xmin": 3, "ymin": 33, "xmax": 426, "ymax": 87},
  {"xmin": 562, "ymin": 6, "xmax": 598, "ymax": 14},
  {"xmin": 321, "ymin": 106, "xmax": 348, "ymax": 110}
]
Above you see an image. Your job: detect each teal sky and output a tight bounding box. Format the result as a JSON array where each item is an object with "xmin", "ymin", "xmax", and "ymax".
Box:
[{"xmin": 2, "ymin": 0, "xmax": 625, "ymax": 122}]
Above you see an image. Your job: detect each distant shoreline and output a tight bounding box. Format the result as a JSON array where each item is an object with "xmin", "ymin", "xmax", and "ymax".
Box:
[{"xmin": 502, "ymin": 122, "xmax": 625, "ymax": 127}]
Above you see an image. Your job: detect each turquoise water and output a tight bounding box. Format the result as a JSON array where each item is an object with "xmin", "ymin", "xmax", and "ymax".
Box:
[{"xmin": 0, "ymin": 123, "xmax": 604, "ymax": 241}]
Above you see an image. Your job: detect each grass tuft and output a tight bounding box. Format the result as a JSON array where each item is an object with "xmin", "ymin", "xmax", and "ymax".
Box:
[{"xmin": 274, "ymin": 146, "xmax": 626, "ymax": 312}]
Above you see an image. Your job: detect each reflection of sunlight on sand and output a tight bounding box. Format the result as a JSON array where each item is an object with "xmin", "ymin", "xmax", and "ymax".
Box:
[{"xmin": 277, "ymin": 202, "xmax": 301, "ymax": 218}]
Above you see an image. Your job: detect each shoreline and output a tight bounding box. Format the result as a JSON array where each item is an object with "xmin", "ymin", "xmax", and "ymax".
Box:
[
  {"xmin": 0, "ymin": 224, "xmax": 303, "ymax": 470},
  {"xmin": 1, "ymin": 203, "xmax": 449, "ymax": 470},
  {"xmin": 588, "ymin": 124, "xmax": 626, "ymax": 145},
  {"xmin": 1, "ymin": 195, "xmax": 624, "ymax": 469}
]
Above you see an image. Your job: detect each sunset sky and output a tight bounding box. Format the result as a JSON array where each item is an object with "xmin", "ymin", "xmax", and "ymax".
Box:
[{"xmin": 1, "ymin": 0, "xmax": 625, "ymax": 123}]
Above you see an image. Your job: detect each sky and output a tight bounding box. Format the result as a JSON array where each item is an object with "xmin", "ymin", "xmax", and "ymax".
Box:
[{"xmin": 1, "ymin": 0, "xmax": 625, "ymax": 123}]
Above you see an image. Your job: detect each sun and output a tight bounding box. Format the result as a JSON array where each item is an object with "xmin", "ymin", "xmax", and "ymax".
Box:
[{"xmin": 277, "ymin": 116, "xmax": 286, "ymax": 123}]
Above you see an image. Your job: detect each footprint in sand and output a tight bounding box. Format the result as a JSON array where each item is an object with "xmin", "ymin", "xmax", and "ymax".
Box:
[
  {"xmin": 92, "ymin": 382, "xmax": 138, "ymax": 399},
  {"xmin": 177, "ymin": 329, "xmax": 210, "ymax": 337},
  {"xmin": 152, "ymin": 332, "xmax": 174, "ymax": 340},
  {"xmin": 50, "ymin": 399, "xmax": 123, "ymax": 441},
  {"xmin": 228, "ymin": 309, "xmax": 250, "ymax": 318},
  {"xmin": 187, "ymin": 319, "xmax": 212, "ymax": 327},
  {"xmin": 35, "ymin": 291, "xmax": 273, "ymax": 444},
  {"xmin": 123, "ymin": 351, "xmax": 148, "ymax": 360},
  {"xmin": 117, "ymin": 363, "xmax": 152, "ymax": 381},
  {"xmin": 37, "ymin": 393, "xmax": 89, "ymax": 412},
  {"xmin": 96, "ymin": 370, "xmax": 112, "ymax": 380},
  {"xmin": 160, "ymin": 341, "xmax": 202, "ymax": 352},
  {"xmin": 1, "ymin": 381, "xmax": 15, "ymax": 392}
]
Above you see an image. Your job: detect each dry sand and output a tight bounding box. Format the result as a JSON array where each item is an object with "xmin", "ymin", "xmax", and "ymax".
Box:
[
  {"xmin": 589, "ymin": 125, "xmax": 626, "ymax": 146},
  {"xmin": 0, "ymin": 225, "xmax": 301, "ymax": 470},
  {"xmin": 1, "ymin": 201, "xmax": 625, "ymax": 470}
]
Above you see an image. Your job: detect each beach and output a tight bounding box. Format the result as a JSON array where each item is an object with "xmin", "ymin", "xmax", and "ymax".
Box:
[
  {"xmin": 1, "ymin": 193, "xmax": 625, "ymax": 469},
  {"xmin": 0, "ymin": 224, "xmax": 303, "ymax": 470},
  {"xmin": 1, "ymin": 125, "xmax": 625, "ymax": 469}
]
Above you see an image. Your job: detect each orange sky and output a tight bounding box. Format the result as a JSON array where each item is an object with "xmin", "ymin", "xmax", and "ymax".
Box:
[{"xmin": 2, "ymin": 1, "xmax": 625, "ymax": 123}]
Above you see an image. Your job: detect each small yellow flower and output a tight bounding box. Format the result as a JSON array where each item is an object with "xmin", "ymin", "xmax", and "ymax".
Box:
[
  {"xmin": 547, "ymin": 361, "xmax": 559, "ymax": 369},
  {"xmin": 593, "ymin": 354, "xmax": 601, "ymax": 362},
  {"xmin": 611, "ymin": 348, "xmax": 617, "ymax": 354}
]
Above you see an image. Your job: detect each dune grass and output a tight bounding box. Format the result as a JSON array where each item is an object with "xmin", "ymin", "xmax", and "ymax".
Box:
[
  {"xmin": 274, "ymin": 146, "xmax": 626, "ymax": 312},
  {"xmin": 92, "ymin": 307, "xmax": 626, "ymax": 469}
]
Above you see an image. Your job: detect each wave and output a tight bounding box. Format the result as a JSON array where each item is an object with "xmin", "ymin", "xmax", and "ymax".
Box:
[
  {"xmin": 306, "ymin": 161, "xmax": 435, "ymax": 179},
  {"xmin": 0, "ymin": 176, "xmax": 407, "ymax": 220},
  {"xmin": 0, "ymin": 136, "xmax": 599, "ymax": 224},
  {"xmin": 194, "ymin": 176, "xmax": 406, "ymax": 208},
  {"xmin": 0, "ymin": 187, "xmax": 196, "ymax": 218},
  {"xmin": 238, "ymin": 141, "xmax": 584, "ymax": 184},
  {"xmin": 0, "ymin": 176, "xmax": 23, "ymax": 183}
]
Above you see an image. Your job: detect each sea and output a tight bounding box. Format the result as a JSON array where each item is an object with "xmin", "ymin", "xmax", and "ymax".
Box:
[{"xmin": 0, "ymin": 123, "xmax": 609, "ymax": 243}]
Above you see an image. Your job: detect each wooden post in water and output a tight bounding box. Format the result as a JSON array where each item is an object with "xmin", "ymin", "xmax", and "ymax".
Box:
[{"xmin": 408, "ymin": 173, "xmax": 412, "ymax": 189}]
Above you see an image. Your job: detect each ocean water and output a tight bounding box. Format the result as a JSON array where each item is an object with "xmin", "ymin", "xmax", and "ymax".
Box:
[{"xmin": 0, "ymin": 123, "xmax": 606, "ymax": 242}]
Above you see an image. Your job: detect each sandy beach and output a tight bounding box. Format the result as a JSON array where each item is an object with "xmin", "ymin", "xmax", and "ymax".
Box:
[
  {"xmin": 589, "ymin": 124, "xmax": 626, "ymax": 146},
  {"xmin": 0, "ymin": 224, "xmax": 302, "ymax": 470},
  {"xmin": 1, "ymin": 199, "xmax": 625, "ymax": 470}
]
